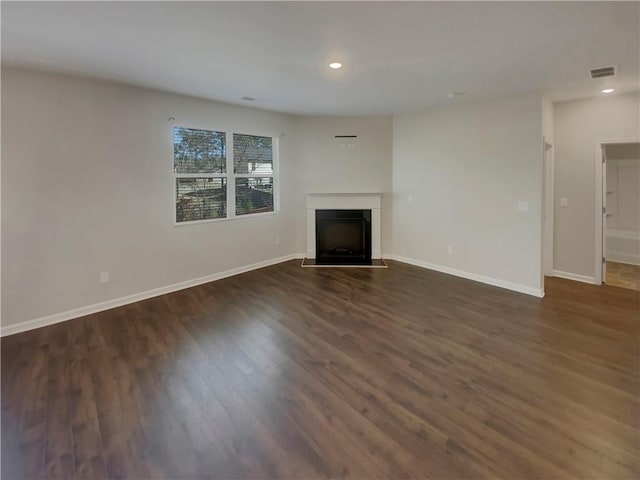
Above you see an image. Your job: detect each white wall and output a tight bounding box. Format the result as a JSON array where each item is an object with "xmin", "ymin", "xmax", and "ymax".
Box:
[
  {"xmin": 553, "ymin": 93, "xmax": 640, "ymax": 278},
  {"xmin": 1, "ymin": 69, "xmax": 396, "ymax": 331},
  {"xmin": 293, "ymin": 116, "xmax": 393, "ymax": 253},
  {"xmin": 392, "ymin": 96, "xmax": 544, "ymax": 294},
  {"xmin": 1, "ymin": 68, "xmax": 299, "ymax": 328}
]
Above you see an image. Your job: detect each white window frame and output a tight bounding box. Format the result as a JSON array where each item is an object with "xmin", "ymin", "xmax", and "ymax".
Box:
[{"xmin": 172, "ymin": 124, "xmax": 280, "ymax": 226}]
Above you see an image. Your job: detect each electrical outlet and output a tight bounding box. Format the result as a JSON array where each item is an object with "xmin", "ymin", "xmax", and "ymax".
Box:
[
  {"xmin": 408, "ymin": 194, "xmax": 414, "ymax": 203},
  {"xmin": 100, "ymin": 271, "xmax": 109, "ymax": 283},
  {"xmin": 274, "ymin": 237, "xmax": 280, "ymax": 246},
  {"xmin": 447, "ymin": 245, "xmax": 453, "ymax": 255}
]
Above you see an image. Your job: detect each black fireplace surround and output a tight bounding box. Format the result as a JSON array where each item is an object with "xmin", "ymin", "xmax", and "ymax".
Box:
[{"xmin": 315, "ymin": 209, "xmax": 372, "ymax": 265}]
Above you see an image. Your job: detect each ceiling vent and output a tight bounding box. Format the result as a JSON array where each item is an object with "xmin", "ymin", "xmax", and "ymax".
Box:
[{"xmin": 590, "ymin": 66, "xmax": 616, "ymax": 79}]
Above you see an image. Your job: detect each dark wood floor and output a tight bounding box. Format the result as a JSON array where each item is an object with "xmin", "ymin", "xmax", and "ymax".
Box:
[{"xmin": 2, "ymin": 260, "xmax": 639, "ymax": 480}]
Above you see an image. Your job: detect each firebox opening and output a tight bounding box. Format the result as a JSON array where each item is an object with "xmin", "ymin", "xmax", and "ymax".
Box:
[{"xmin": 316, "ymin": 209, "xmax": 372, "ymax": 265}]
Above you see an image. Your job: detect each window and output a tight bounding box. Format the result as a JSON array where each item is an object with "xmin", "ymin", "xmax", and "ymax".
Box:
[
  {"xmin": 173, "ymin": 126, "xmax": 277, "ymax": 224},
  {"xmin": 233, "ymin": 133, "xmax": 274, "ymax": 216},
  {"xmin": 174, "ymin": 127, "xmax": 227, "ymax": 222}
]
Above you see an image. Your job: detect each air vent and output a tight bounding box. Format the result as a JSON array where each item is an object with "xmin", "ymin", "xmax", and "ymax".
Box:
[{"xmin": 590, "ymin": 66, "xmax": 616, "ymax": 79}]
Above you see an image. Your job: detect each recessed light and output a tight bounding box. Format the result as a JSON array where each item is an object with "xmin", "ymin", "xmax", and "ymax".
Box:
[
  {"xmin": 601, "ymin": 88, "xmax": 615, "ymax": 94},
  {"xmin": 329, "ymin": 62, "xmax": 343, "ymax": 70}
]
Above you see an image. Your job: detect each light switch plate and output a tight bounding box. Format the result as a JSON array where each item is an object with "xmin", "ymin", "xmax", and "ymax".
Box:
[
  {"xmin": 517, "ymin": 201, "xmax": 529, "ymax": 212},
  {"xmin": 560, "ymin": 197, "xmax": 568, "ymax": 207}
]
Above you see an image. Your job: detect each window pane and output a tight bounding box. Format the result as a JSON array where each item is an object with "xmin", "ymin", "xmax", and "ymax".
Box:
[
  {"xmin": 176, "ymin": 177, "xmax": 227, "ymax": 222},
  {"xmin": 235, "ymin": 177, "xmax": 274, "ymax": 216},
  {"xmin": 233, "ymin": 134, "xmax": 273, "ymax": 174},
  {"xmin": 174, "ymin": 127, "xmax": 226, "ymax": 174}
]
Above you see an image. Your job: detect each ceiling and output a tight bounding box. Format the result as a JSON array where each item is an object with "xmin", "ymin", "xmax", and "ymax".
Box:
[{"xmin": 2, "ymin": 1, "xmax": 639, "ymax": 115}]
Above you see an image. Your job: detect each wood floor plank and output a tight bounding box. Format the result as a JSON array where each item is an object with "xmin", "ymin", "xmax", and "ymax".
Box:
[
  {"xmin": 2, "ymin": 260, "xmax": 639, "ymax": 479},
  {"xmin": 69, "ymin": 357, "xmax": 107, "ymax": 480},
  {"xmin": 44, "ymin": 353, "xmax": 74, "ymax": 480}
]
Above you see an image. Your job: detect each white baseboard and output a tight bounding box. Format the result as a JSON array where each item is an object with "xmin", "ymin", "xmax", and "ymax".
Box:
[
  {"xmin": 606, "ymin": 252, "xmax": 640, "ymax": 266},
  {"xmin": 1, "ymin": 252, "xmax": 547, "ymax": 336},
  {"xmin": 385, "ymin": 254, "xmax": 544, "ymax": 298},
  {"xmin": 551, "ymin": 269, "xmax": 597, "ymax": 284},
  {"xmin": 1, "ymin": 254, "xmax": 303, "ymax": 337}
]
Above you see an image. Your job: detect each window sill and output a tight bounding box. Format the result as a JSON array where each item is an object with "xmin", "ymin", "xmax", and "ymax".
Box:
[{"xmin": 173, "ymin": 210, "xmax": 279, "ymax": 227}]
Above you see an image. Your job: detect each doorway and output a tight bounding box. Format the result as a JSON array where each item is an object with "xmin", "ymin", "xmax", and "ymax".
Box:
[{"xmin": 596, "ymin": 141, "xmax": 640, "ymax": 290}]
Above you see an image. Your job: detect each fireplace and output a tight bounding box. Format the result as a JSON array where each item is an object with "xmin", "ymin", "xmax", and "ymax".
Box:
[
  {"xmin": 315, "ymin": 209, "xmax": 372, "ymax": 265},
  {"xmin": 306, "ymin": 193, "xmax": 382, "ymax": 263}
]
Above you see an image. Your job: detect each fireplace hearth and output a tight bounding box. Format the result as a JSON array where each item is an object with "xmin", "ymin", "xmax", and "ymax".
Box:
[{"xmin": 315, "ymin": 209, "xmax": 372, "ymax": 265}]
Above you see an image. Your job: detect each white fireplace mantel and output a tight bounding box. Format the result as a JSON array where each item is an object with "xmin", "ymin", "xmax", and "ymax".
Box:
[{"xmin": 306, "ymin": 193, "xmax": 382, "ymax": 260}]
